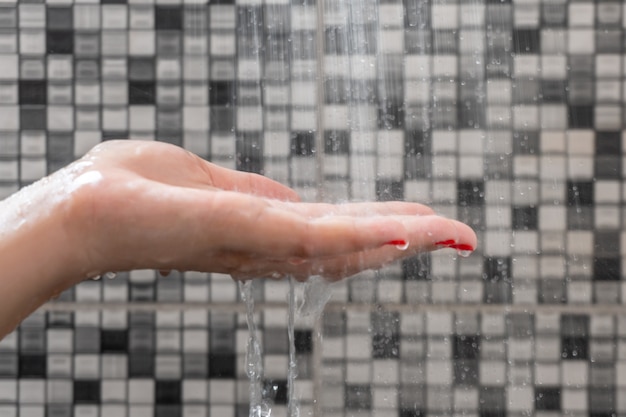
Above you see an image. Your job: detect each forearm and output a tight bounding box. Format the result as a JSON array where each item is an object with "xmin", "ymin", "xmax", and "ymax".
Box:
[{"xmin": 0, "ymin": 177, "xmax": 87, "ymax": 339}]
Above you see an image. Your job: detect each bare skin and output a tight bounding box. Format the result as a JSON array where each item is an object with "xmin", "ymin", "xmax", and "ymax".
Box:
[{"xmin": 0, "ymin": 140, "xmax": 477, "ymax": 338}]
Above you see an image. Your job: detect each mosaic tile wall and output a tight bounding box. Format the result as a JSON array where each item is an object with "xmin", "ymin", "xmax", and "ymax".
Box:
[{"xmin": 0, "ymin": 0, "xmax": 625, "ymax": 415}]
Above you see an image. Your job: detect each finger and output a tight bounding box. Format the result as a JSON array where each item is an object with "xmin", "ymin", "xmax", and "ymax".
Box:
[
  {"xmin": 174, "ymin": 189, "xmax": 410, "ymax": 259},
  {"xmin": 200, "ymin": 162, "xmax": 300, "ymax": 202},
  {"xmin": 275, "ymin": 217, "xmax": 477, "ymax": 280},
  {"xmin": 270, "ymin": 200, "xmax": 436, "ymax": 218}
]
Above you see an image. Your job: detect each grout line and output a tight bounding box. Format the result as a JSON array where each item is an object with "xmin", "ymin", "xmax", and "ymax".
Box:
[{"xmin": 43, "ymin": 301, "xmax": 626, "ymax": 315}]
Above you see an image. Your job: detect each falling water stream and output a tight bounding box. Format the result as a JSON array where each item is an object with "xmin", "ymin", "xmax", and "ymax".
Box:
[{"xmin": 239, "ymin": 278, "xmax": 333, "ymax": 417}]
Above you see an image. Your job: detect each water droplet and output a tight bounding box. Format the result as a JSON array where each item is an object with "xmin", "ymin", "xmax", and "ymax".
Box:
[
  {"xmin": 396, "ymin": 241, "xmax": 409, "ymax": 250},
  {"xmin": 457, "ymin": 250, "xmax": 472, "ymax": 258},
  {"xmin": 91, "ymin": 275, "xmax": 101, "ymax": 281},
  {"xmin": 105, "ymin": 272, "xmax": 117, "ymax": 279}
]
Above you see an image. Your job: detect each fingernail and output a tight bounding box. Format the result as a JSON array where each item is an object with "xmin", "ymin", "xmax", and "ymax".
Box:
[
  {"xmin": 448, "ymin": 243, "xmax": 474, "ymax": 251},
  {"xmin": 385, "ymin": 240, "xmax": 407, "ymax": 246},
  {"xmin": 435, "ymin": 240, "xmax": 475, "ymax": 252}
]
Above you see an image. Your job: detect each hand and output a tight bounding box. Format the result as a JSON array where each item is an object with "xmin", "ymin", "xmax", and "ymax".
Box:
[{"xmin": 60, "ymin": 140, "xmax": 477, "ymax": 282}]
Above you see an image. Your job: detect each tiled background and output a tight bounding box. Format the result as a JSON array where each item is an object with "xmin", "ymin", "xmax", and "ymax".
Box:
[{"xmin": 0, "ymin": 0, "xmax": 625, "ymax": 415}]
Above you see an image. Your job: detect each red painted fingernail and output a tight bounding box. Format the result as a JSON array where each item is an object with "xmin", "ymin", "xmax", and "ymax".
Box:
[
  {"xmin": 435, "ymin": 239, "xmax": 456, "ymax": 246},
  {"xmin": 447, "ymin": 243, "xmax": 474, "ymax": 251},
  {"xmin": 385, "ymin": 240, "xmax": 407, "ymax": 246}
]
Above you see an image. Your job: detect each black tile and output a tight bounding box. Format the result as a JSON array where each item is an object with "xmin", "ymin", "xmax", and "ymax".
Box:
[
  {"xmin": 294, "ymin": 330, "xmax": 312, "ymax": 354},
  {"xmin": 593, "ymin": 257, "xmax": 621, "ymax": 281},
  {"xmin": 561, "ymin": 336, "xmax": 589, "ymax": 360},
  {"xmin": 484, "ymin": 257, "xmax": 512, "ymax": 279},
  {"xmin": 47, "ymin": 31, "xmax": 74, "ymax": 54},
  {"xmin": 19, "ymin": 354, "xmax": 46, "ymax": 378},
  {"xmin": 453, "ymin": 336, "xmax": 480, "ymax": 360},
  {"xmin": 540, "ymin": 80, "xmax": 567, "ymax": 102},
  {"xmin": 568, "ymin": 105, "xmax": 594, "ymax": 128},
  {"xmin": 372, "ymin": 334, "xmax": 399, "ymax": 359},
  {"xmin": 101, "ymin": 330, "xmax": 128, "ymax": 353},
  {"xmin": 345, "ymin": 384, "xmax": 372, "ymax": 410},
  {"xmin": 479, "ymin": 388, "xmax": 506, "ymax": 415},
  {"xmin": 209, "ymin": 81, "xmax": 234, "ymax": 105},
  {"xmin": 156, "ymin": 381, "xmax": 181, "ymax": 404},
  {"xmin": 129, "ymin": 81, "xmax": 156, "ymax": 105},
  {"xmin": 74, "ymin": 381, "xmax": 100, "ymax": 403},
  {"xmin": 567, "ymin": 181, "xmax": 594, "ymax": 206},
  {"xmin": 402, "ymin": 255, "xmax": 430, "ymax": 280},
  {"xmin": 128, "ymin": 354, "xmax": 154, "ymax": 377},
  {"xmin": 20, "ymin": 107, "xmax": 46, "ymax": 130},
  {"xmin": 536, "ymin": 387, "xmax": 561, "ymax": 408},
  {"xmin": 512, "ymin": 29, "xmax": 540, "ymax": 53},
  {"xmin": 263, "ymin": 379, "xmax": 288, "ymax": 405},
  {"xmin": 595, "ymin": 156, "xmax": 621, "ymax": 179},
  {"xmin": 291, "ymin": 132, "xmax": 315, "ymax": 156},
  {"xmin": 324, "ymin": 131, "xmax": 350, "ymax": 154},
  {"xmin": 399, "ymin": 410, "xmax": 425, "ymax": 417},
  {"xmin": 405, "ymin": 130, "xmax": 430, "ymax": 156},
  {"xmin": 208, "ymin": 353, "xmax": 236, "ymax": 378},
  {"xmin": 457, "ymin": 180, "xmax": 485, "ymax": 206},
  {"xmin": 19, "ymin": 80, "xmax": 47, "ymax": 105},
  {"xmin": 512, "ymin": 206, "xmax": 537, "ymax": 230},
  {"xmin": 155, "ymin": 6, "xmax": 183, "ymax": 30},
  {"xmin": 596, "ymin": 131, "xmax": 621, "ymax": 155},
  {"xmin": 376, "ymin": 180, "xmax": 404, "ymax": 201},
  {"xmin": 102, "ymin": 131, "xmax": 130, "ymax": 141}
]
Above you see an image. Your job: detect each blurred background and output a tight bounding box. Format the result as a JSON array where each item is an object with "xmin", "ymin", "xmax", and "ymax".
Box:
[{"xmin": 0, "ymin": 0, "xmax": 624, "ymax": 415}]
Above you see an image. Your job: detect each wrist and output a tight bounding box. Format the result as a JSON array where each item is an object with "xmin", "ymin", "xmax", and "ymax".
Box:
[{"xmin": 0, "ymin": 172, "xmax": 92, "ymax": 337}]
